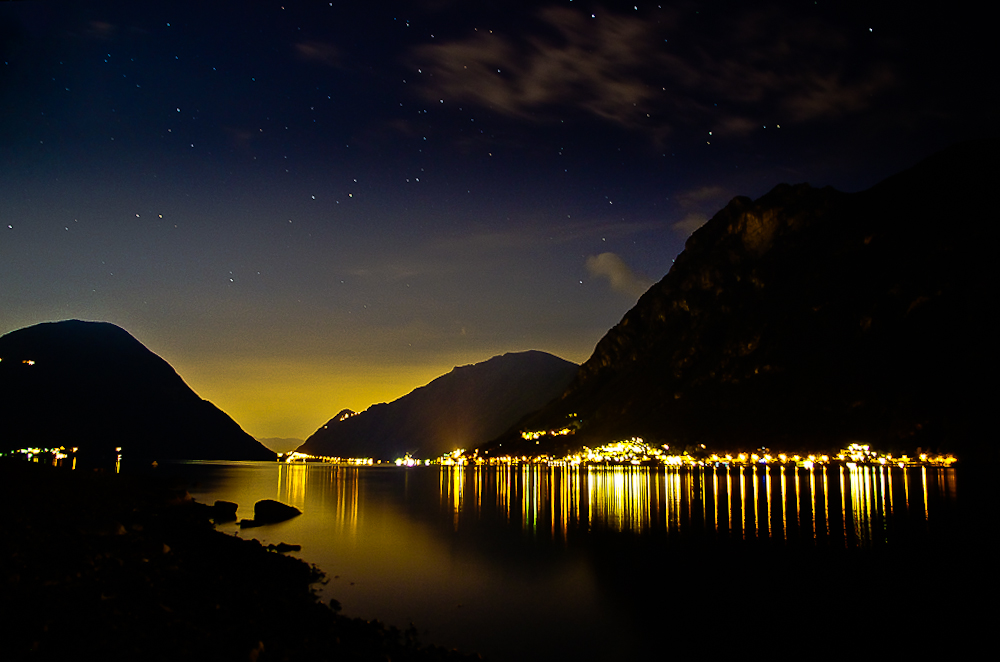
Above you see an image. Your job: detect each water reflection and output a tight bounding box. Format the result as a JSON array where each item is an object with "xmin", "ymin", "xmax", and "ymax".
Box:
[
  {"xmin": 169, "ymin": 460, "xmax": 971, "ymax": 662},
  {"xmin": 438, "ymin": 464, "xmax": 958, "ymax": 548},
  {"xmin": 276, "ymin": 463, "xmax": 363, "ymax": 537}
]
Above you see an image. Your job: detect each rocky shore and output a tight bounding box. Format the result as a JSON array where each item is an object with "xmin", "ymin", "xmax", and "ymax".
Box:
[{"xmin": 1, "ymin": 459, "xmax": 480, "ymax": 661}]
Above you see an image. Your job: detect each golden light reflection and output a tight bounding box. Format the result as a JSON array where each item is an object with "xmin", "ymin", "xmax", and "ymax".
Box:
[
  {"xmin": 439, "ymin": 465, "xmax": 466, "ymax": 530},
  {"xmin": 779, "ymin": 466, "xmax": 787, "ymax": 541},
  {"xmin": 587, "ymin": 465, "xmax": 654, "ymax": 531},
  {"xmin": 278, "ymin": 463, "xmax": 309, "ymax": 506},
  {"xmin": 323, "ymin": 466, "xmax": 361, "ymax": 536},
  {"xmin": 839, "ymin": 466, "xmax": 847, "ymax": 546},
  {"xmin": 764, "ymin": 465, "xmax": 772, "ymax": 539},
  {"xmin": 712, "ymin": 469, "xmax": 720, "ymax": 533},
  {"xmin": 809, "ymin": 466, "xmax": 816, "ymax": 539},
  {"xmin": 726, "ymin": 466, "xmax": 735, "ymax": 538},
  {"xmin": 273, "ymin": 464, "xmax": 363, "ymax": 537},
  {"xmin": 473, "ymin": 465, "xmax": 483, "ymax": 519},
  {"xmin": 434, "ymin": 464, "xmax": 958, "ymax": 548},
  {"xmin": 922, "ymin": 466, "xmax": 929, "ymax": 521},
  {"xmin": 848, "ymin": 465, "xmax": 873, "ymax": 545},
  {"xmin": 820, "ymin": 466, "xmax": 829, "ymax": 539},
  {"xmin": 522, "ymin": 465, "xmax": 538, "ymax": 532},
  {"xmin": 793, "ymin": 468, "xmax": 801, "ymax": 539},
  {"xmin": 886, "ymin": 468, "xmax": 894, "ymax": 516}
]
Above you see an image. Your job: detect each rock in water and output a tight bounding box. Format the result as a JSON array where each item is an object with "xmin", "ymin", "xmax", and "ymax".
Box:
[
  {"xmin": 239, "ymin": 500, "xmax": 301, "ymax": 528},
  {"xmin": 253, "ymin": 499, "xmax": 301, "ymax": 523},
  {"xmin": 212, "ymin": 500, "xmax": 239, "ymax": 522}
]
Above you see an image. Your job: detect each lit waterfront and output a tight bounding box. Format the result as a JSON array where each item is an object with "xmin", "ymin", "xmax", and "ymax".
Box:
[
  {"xmin": 5, "ymin": 441, "xmax": 958, "ymax": 549},
  {"xmin": 282, "ymin": 440, "xmax": 958, "ymax": 470}
]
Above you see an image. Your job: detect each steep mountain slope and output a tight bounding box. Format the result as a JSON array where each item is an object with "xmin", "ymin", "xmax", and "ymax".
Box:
[
  {"xmin": 299, "ymin": 351, "xmax": 579, "ymax": 460},
  {"xmin": 482, "ymin": 141, "xmax": 994, "ymax": 460},
  {"xmin": 0, "ymin": 320, "xmax": 275, "ymax": 463}
]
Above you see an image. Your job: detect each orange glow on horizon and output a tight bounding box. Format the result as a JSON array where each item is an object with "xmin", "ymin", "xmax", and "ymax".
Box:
[{"xmin": 168, "ymin": 347, "xmax": 587, "ymax": 441}]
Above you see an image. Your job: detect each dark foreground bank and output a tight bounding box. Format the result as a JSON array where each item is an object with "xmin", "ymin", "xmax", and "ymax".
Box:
[{"xmin": 0, "ymin": 459, "xmax": 480, "ymax": 662}]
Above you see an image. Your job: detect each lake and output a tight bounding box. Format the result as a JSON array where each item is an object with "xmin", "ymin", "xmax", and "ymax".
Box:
[{"xmin": 153, "ymin": 461, "xmax": 978, "ymax": 660}]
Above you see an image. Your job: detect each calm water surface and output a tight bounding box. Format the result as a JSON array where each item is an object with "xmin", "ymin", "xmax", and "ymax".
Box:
[{"xmin": 159, "ymin": 462, "xmax": 970, "ymax": 660}]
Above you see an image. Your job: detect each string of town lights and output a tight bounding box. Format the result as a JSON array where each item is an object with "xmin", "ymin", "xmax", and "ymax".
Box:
[
  {"xmin": 279, "ymin": 441, "xmax": 956, "ymax": 470},
  {"xmin": 3, "ymin": 442, "xmax": 955, "ymax": 471}
]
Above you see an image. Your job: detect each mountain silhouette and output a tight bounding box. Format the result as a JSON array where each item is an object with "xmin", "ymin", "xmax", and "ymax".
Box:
[
  {"xmin": 0, "ymin": 320, "xmax": 275, "ymax": 463},
  {"xmin": 482, "ymin": 141, "xmax": 994, "ymax": 461},
  {"xmin": 299, "ymin": 351, "xmax": 579, "ymax": 460}
]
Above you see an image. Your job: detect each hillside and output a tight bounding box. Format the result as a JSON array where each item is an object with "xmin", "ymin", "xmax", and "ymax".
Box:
[
  {"xmin": 481, "ymin": 141, "xmax": 994, "ymax": 461},
  {"xmin": 0, "ymin": 320, "xmax": 275, "ymax": 463},
  {"xmin": 299, "ymin": 351, "xmax": 578, "ymax": 460}
]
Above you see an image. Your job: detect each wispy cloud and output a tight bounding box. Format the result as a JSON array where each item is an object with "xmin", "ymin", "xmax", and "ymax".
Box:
[
  {"xmin": 84, "ymin": 21, "xmax": 117, "ymax": 40},
  {"xmin": 672, "ymin": 213, "xmax": 710, "ymax": 236},
  {"xmin": 586, "ymin": 252, "xmax": 653, "ymax": 299},
  {"xmin": 427, "ymin": 218, "xmax": 660, "ymax": 257},
  {"xmin": 782, "ymin": 64, "xmax": 896, "ymax": 121},
  {"xmin": 676, "ymin": 185, "xmax": 728, "ymax": 208},
  {"xmin": 411, "ymin": 7, "xmax": 666, "ymax": 132},
  {"xmin": 409, "ymin": 6, "xmax": 896, "ymax": 141},
  {"xmin": 325, "ymin": 218, "xmax": 659, "ymax": 285},
  {"xmin": 294, "ymin": 41, "xmax": 342, "ymax": 68}
]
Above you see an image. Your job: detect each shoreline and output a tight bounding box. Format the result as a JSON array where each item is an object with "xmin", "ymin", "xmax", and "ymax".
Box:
[{"xmin": 1, "ymin": 458, "xmax": 481, "ymax": 661}]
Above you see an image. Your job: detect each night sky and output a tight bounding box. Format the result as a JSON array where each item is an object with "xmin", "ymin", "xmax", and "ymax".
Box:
[{"xmin": 0, "ymin": 1, "xmax": 990, "ymax": 441}]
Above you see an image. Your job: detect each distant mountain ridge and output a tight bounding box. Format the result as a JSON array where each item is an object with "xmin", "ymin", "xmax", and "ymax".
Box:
[
  {"xmin": 482, "ymin": 141, "xmax": 994, "ymax": 461},
  {"xmin": 0, "ymin": 320, "xmax": 275, "ymax": 463},
  {"xmin": 256, "ymin": 437, "xmax": 306, "ymax": 454},
  {"xmin": 299, "ymin": 351, "xmax": 579, "ymax": 460}
]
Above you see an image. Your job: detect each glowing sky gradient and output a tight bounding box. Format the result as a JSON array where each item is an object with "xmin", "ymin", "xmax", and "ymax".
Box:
[{"xmin": 0, "ymin": 1, "xmax": 989, "ymax": 439}]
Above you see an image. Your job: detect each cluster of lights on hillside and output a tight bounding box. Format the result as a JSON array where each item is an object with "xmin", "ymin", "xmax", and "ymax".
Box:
[
  {"xmin": 519, "ymin": 414, "xmax": 580, "ymax": 445},
  {"xmin": 521, "ymin": 426, "xmax": 573, "ymax": 442}
]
